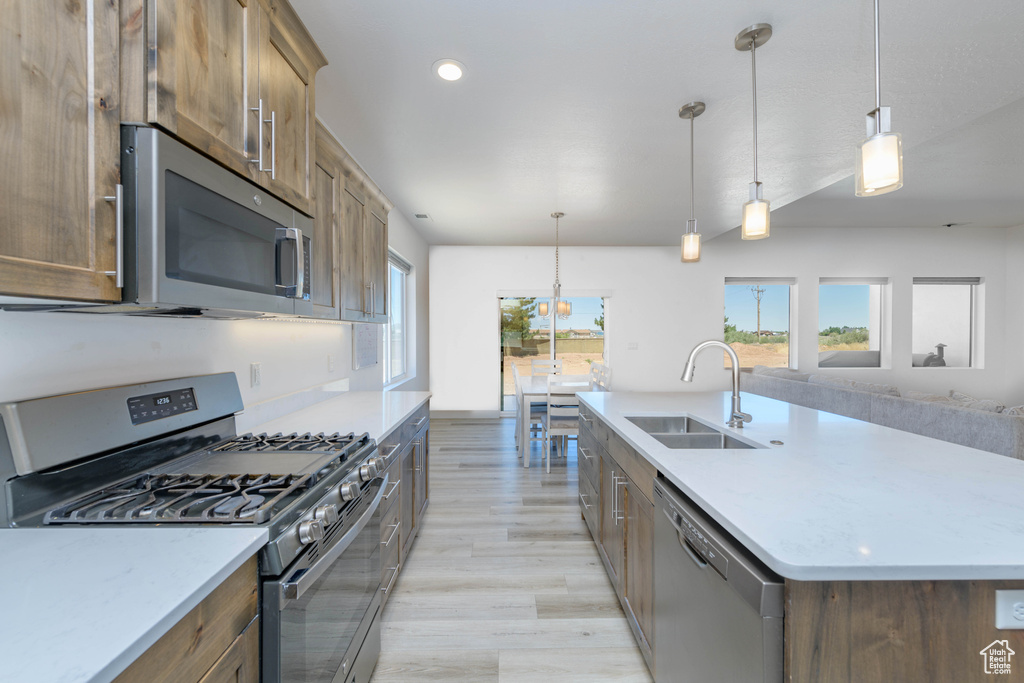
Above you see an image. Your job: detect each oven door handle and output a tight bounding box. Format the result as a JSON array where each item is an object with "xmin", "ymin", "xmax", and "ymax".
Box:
[{"xmin": 279, "ymin": 473, "xmax": 387, "ymax": 604}]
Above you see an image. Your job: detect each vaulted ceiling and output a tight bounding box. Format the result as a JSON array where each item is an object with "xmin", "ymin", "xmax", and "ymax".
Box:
[{"xmin": 293, "ymin": 0, "xmax": 1024, "ymax": 246}]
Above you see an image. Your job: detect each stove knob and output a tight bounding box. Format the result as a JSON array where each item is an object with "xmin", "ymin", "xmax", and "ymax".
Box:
[
  {"xmin": 297, "ymin": 519, "xmax": 325, "ymax": 545},
  {"xmin": 359, "ymin": 463, "xmax": 376, "ymax": 482},
  {"xmin": 370, "ymin": 456, "xmax": 386, "ymax": 473},
  {"xmin": 339, "ymin": 481, "xmax": 360, "ymax": 502},
  {"xmin": 314, "ymin": 504, "xmax": 339, "ymax": 526}
]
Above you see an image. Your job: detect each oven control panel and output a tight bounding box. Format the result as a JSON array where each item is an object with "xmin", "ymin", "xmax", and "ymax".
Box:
[{"xmin": 127, "ymin": 388, "xmax": 197, "ymax": 425}]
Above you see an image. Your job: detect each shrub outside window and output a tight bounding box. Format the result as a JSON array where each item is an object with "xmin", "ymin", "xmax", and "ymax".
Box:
[{"xmin": 724, "ymin": 279, "xmax": 793, "ymax": 368}]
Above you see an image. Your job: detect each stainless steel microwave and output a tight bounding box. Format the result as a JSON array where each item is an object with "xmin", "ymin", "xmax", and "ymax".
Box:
[{"xmin": 116, "ymin": 126, "xmax": 312, "ymax": 317}]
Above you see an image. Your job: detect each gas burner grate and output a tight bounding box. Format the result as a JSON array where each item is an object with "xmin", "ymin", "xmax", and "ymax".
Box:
[
  {"xmin": 44, "ymin": 472, "xmax": 312, "ymax": 525},
  {"xmin": 213, "ymin": 431, "xmax": 365, "ymax": 454}
]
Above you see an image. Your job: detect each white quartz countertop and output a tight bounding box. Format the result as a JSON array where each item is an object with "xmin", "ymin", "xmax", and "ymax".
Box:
[
  {"xmin": 579, "ymin": 391, "xmax": 1024, "ymax": 581},
  {"xmin": 247, "ymin": 390, "xmax": 431, "ymax": 442},
  {"xmin": 0, "ymin": 527, "xmax": 267, "ymax": 683}
]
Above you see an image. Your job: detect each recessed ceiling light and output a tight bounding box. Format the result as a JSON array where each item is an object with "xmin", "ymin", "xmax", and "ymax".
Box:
[{"xmin": 433, "ymin": 59, "xmax": 465, "ymax": 82}]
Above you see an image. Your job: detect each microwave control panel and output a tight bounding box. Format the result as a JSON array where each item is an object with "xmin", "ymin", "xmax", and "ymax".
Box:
[{"xmin": 127, "ymin": 388, "xmax": 198, "ymax": 425}]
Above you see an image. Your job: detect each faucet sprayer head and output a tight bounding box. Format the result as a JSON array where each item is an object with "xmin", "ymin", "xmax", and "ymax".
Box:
[{"xmin": 681, "ymin": 362, "xmax": 695, "ymax": 382}]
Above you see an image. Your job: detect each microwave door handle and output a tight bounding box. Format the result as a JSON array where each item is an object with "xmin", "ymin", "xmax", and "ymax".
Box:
[{"xmin": 291, "ymin": 227, "xmax": 304, "ymax": 299}]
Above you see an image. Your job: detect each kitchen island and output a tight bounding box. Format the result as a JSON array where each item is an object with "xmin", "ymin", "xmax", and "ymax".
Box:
[{"xmin": 578, "ymin": 391, "xmax": 1024, "ymax": 682}]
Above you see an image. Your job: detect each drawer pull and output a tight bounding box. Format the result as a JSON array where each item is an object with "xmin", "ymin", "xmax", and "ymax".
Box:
[
  {"xmin": 579, "ymin": 446, "xmax": 593, "ymax": 461},
  {"xmin": 382, "ymin": 564, "xmax": 400, "ymax": 594},
  {"xmin": 579, "ymin": 492, "xmax": 592, "ymax": 510},
  {"xmin": 383, "ymin": 479, "xmax": 401, "ymax": 500},
  {"xmin": 382, "ymin": 522, "xmax": 400, "ymax": 548},
  {"xmin": 413, "ymin": 416, "xmax": 427, "ymax": 427}
]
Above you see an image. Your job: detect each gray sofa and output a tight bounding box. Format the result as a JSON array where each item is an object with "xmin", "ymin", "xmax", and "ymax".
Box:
[{"xmin": 741, "ymin": 368, "xmax": 1024, "ymax": 460}]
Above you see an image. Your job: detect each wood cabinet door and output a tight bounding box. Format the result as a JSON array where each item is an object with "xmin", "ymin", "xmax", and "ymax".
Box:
[
  {"xmin": 364, "ymin": 202, "xmax": 388, "ymax": 320},
  {"xmin": 624, "ymin": 480, "xmax": 655, "ymax": 661},
  {"xmin": 256, "ymin": 0, "xmax": 323, "ymax": 215},
  {"xmin": 310, "ymin": 130, "xmax": 340, "ymax": 318},
  {"xmin": 399, "ymin": 443, "xmax": 416, "ymax": 562},
  {"xmin": 599, "ymin": 453, "xmax": 624, "ymax": 588},
  {"xmin": 414, "ymin": 430, "xmax": 429, "ymax": 519},
  {"xmin": 0, "ymin": 0, "xmax": 121, "ymax": 301},
  {"xmin": 339, "ymin": 185, "xmax": 367, "ymax": 320},
  {"xmin": 147, "ymin": 0, "xmax": 258, "ymax": 181}
]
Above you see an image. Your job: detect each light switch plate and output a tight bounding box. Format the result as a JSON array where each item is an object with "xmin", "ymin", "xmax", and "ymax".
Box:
[{"xmin": 995, "ymin": 590, "xmax": 1024, "ymax": 629}]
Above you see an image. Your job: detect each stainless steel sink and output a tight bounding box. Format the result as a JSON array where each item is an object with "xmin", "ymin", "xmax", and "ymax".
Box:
[
  {"xmin": 625, "ymin": 415, "xmax": 762, "ymax": 449},
  {"xmin": 649, "ymin": 433, "xmax": 757, "ymax": 450}
]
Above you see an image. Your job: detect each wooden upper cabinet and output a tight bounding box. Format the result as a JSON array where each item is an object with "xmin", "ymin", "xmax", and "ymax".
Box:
[
  {"xmin": 315, "ymin": 122, "xmax": 392, "ymax": 323},
  {"xmin": 0, "ymin": 0, "xmax": 121, "ymax": 302},
  {"xmin": 142, "ymin": 0, "xmax": 259, "ymax": 182},
  {"xmin": 256, "ymin": 0, "xmax": 324, "ymax": 214},
  {"xmin": 122, "ymin": 0, "xmax": 324, "ymax": 215},
  {"xmin": 310, "ymin": 121, "xmax": 340, "ymax": 319}
]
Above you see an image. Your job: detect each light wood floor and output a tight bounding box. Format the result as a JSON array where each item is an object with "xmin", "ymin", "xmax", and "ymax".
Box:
[{"xmin": 371, "ymin": 418, "xmax": 653, "ymax": 682}]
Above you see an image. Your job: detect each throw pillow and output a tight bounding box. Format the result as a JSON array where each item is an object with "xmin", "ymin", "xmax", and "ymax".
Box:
[{"xmin": 1004, "ymin": 405, "xmax": 1024, "ymax": 416}]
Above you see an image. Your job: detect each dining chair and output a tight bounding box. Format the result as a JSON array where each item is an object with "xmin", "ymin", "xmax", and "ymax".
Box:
[
  {"xmin": 531, "ymin": 359, "xmax": 563, "ymax": 376},
  {"xmin": 541, "ymin": 375, "xmax": 589, "ymax": 473},
  {"xmin": 589, "ymin": 363, "xmax": 612, "ymax": 391},
  {"xmin": 512, "ymin": 363, "xmax": 545, "ymax": 456}
]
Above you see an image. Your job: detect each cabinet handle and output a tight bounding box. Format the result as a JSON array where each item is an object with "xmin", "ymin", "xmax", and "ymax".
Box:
[
  {"xmin": 580, "ymin": 413, "xmax": 591, "ymax": 425},
  {"xmin": 579, "ymin": 492, "xmax": 592, "ymax": 510},
  {"xmin": 103, "ymin": 184, "xmax": 123, "ymax": 287},
  {"xmin": 381, "ymin": 563, "xmax": 400, "ymax": 594},
  {"xmin": 364, "ymin": 282, "xmax": 371, "ymax": 314},
  {"xmin": 249, "ymin": 99, "xmax": 269, "ymax": 172},
  {"xmin": 613, "ymin": 475, "xmax": 627, "ymax": 524},
  {"xmin": 382, "ymin": 522, "xmax": 400, "ymax": 548},
  {"xmin": 267, "ymin": 110, "xmax": 277, "ymax": 180},
  {"xmin": 383, "ymin": 479, "xmax": 400, "ymax": 500},
  {"xmin": 579, "ymin": 446, "xmax": 592, "ymax": 461},
  {"xmin": 413, "ymin": 417, "xmax": 427, "ymax": 428},
  {"xmin": 371, "ymin": 282, "xmax": 375, "ymax": 314}
]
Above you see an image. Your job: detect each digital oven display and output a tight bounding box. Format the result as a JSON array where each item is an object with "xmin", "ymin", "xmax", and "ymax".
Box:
[{"xmin": 127, "ymin": 388, "xmax": 197, "ymax": 425}]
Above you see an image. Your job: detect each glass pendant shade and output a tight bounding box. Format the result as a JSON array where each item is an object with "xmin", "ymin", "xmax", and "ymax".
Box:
[
  {"xmin": 538, "ymin": 298, "xmax": 571, "ymax": 318},
  {"xmin": 681, "ymin": 232, "xmax": 701, "ymax": 262},
  {"xmin": 741, "ymin": 199, "xmax": 770, "ymax": 240},
  {"xmin": 855, "ymin": 131, "xmax": 903, "ymax": 196},
  {"xmin": 538, "ymin": 301, "xmax": 548, "ymax": 316}
]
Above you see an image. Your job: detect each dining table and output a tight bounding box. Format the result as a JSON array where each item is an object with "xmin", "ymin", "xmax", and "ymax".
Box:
[{"xmin": 516, "ymin": 373, "xmax": 591, "ymax": 467}]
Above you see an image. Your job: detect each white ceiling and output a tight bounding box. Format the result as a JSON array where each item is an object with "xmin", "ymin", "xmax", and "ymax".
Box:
[{"xmin": 292, "ymin": 0, "xmax": 1024, "ymax": 246}]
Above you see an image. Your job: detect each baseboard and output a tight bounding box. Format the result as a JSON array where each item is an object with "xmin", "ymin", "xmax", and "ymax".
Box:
[{"xmin": 431, "ymin": 410, "xmax": 502, "ymax": 420}]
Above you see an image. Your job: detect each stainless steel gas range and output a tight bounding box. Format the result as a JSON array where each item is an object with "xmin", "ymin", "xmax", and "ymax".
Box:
[{"xmin": 0, "ymin": 372, "xmax": 385, "ymax": 683}]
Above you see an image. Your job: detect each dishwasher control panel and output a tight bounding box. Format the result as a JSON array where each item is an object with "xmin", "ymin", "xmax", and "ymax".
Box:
[{"xmin": 668, "ymin": 506, "xmax": 729, "ymax": 578}]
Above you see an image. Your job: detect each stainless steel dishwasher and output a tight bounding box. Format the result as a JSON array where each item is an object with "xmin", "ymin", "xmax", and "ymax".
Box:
[{"xmin": 653, "ymin": 477, "xmax": 784, "ymax": 682}]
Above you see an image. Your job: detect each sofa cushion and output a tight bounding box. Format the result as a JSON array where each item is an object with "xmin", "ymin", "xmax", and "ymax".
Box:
[
  {"xmin": 1006, "ymin": 405, "xmax": 1024, "ymax": 416},
  {"xmin": 808, "ymin": 375, "xmax": 900, "ymax": 397},
  {"xmin": 903, "ymin": 390, "xmax": 955, "ymax": 403},
  {"xmin": 742, "ymin": 371, "xmax": 871, "ymax": 421},
  {"xmin": 751, "ymin": 365, "xmax": 811, "ymax": 382},
  {"xmin": 948, "ymin": 390, "xmax": 1005, "ymax": 413}
]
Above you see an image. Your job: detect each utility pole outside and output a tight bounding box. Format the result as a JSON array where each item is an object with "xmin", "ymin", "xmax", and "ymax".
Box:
[{"xmin": 750, "ymin": 285, "xmax": 766, "ymax": 339}]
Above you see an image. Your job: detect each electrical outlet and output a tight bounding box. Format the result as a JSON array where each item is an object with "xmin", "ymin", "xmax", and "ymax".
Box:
[
  {"xmin": 995, "ymin": 590, "xmax": 1024, "ymax": 629},
  {"xmin": 250, "ymin": 362, "xmax": 262, "ymax": 388},
  {"xmin": 328, "ymin": 354, "xmax": 335, "ymax": 372}
]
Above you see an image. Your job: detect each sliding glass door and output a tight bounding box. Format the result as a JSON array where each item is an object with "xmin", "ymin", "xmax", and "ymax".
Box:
[{"xmin": 500, "ymin": 296, "xmax": 605, "ymax": 411}]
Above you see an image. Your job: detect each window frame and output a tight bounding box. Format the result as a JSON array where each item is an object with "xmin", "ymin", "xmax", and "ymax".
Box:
[
  {"xmin": 910, "ymin": 277, "xmax": 981, "ymax": 369},
  {"xmin": 816, "ymin": 277, "xmax": 889, "ymax": 369},
  {"xmin": 723, "ymin": 277, "xmax": 796, "ymax": 369},
  {"xmin": 384, "ymin": 250, "xmax": 412, "ymax": 386}
]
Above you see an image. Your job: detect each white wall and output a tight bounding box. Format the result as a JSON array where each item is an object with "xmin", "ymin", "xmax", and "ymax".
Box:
[
  {"xmin": 429, "ymin": 225, "xmax": 1018, "ymax": 412},
  {"xmin": 0, "ymin": 210, "xmax": 430, "ymax": 411},
  {"xmin": 387, "ymin": 210, "xmax": 430, "ymax": 392}
]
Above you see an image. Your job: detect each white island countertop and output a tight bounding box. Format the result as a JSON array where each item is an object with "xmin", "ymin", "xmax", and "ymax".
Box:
[
  {"xmin": 0, "ymin": 526, "xmax": 267, "ymax": 683},
  {"xmin": 246, "ymin": 390, "xmax": 431, "ymax": 441},
  {"xmin": 579, "ymin": 391, "xmax": 1024, "ymax": 581}
]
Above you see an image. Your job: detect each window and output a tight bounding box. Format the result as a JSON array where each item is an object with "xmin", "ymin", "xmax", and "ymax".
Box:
[
  {"xmin": 912, "ymin": 277, "xmax": 980, "ymax": 368},
  {"xmin": 817, "ymin": 278, "xmax": 886, "ymax": 368},
  {"xmin": 724, "ymin": 279, "xmax": 793, "ymax": 368},
  {"xmin": 385, "ymin": 251, "xmax": 412, "ymax": 383}
]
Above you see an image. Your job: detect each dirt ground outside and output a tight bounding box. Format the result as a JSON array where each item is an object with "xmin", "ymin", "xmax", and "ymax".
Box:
[
  {"xmin": 502, "ymin": 352, "xmax": 603, "ymax": 397},
  {"xmin": 728, "ymin": 340, "xmax": 870, "ymax": 368}
]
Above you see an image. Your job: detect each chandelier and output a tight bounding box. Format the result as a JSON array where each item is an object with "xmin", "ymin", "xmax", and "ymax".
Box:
[{"xmin": 537, "ymin": 212, "xmax": 571, "ymax": 319}]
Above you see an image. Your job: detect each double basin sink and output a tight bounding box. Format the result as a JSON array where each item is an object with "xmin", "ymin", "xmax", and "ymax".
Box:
[{"xmin": 625, "ymin": 415, "xmax": 762, "ymax": 450}]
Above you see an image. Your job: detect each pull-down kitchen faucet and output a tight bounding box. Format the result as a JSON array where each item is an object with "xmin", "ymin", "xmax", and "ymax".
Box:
[{"xmin": 681, "ymin": 340, "xmax": 752, "ymax": 429}]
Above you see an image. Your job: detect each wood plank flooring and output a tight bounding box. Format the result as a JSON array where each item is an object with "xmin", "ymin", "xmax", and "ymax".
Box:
[{"xmin": 371, "ymin": 418, "xmax": 653, "ymax": 683}]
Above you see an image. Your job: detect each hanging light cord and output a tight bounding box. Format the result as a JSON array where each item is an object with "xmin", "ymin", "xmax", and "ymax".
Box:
[
  {"xmin": 554, "ymin": 213, "xmax": 561, "ymax": 289},
  {"xmin": 873, "ymin": 0, "xmax": 881, "ymax": 111},
  {"xmin": 689, "ymin": 114, "xmax": 695, "ymax": 222},
  {"xmin": 751, "ymin": 35, "xmax": 758, "ymax": 183}
]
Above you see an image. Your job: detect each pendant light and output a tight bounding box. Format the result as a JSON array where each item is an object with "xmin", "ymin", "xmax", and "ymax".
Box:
[
  {"xmin": 537, "ymin": 212, "xmax": 571, "ymax": 319},
  {"xmin": 855, "ymin": 0, "xmax": 903, "ymax": 196},
  {"xmin": 678, "ymin": 101, "xmax": 705, "ymax": 263},
  {"xmin": 735, "ymin": 24, "xmax": 772, "ymax": 240}
]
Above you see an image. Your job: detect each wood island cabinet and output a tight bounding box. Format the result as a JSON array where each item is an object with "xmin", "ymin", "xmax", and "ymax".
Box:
[
  {"xmin": 579, "ymin": 407, "xmax": 655, "ymax": 670},
  {"xmin": 121, "ymin": 0, "xmax": 325, "ymax": 215},
  {"xmin": 0, "ymin": 0, "xmax": 122, "ymax": 302}
]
